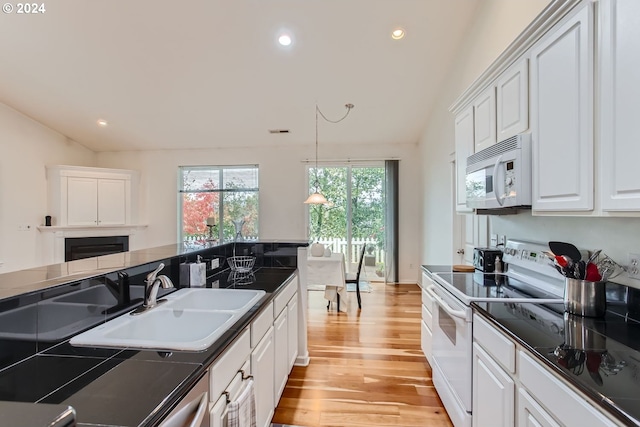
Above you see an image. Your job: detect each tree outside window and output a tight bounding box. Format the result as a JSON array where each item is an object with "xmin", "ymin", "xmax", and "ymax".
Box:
[
  {"xmin": 308, "ymin": 165, "xmax": 386, "ymax": 278},
  {"xmin": 180, "ymin": 166, "xmax": 259, "ymax": 242}
]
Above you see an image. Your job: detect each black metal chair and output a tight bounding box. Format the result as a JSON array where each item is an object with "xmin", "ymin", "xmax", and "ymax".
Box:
[{"xmin": 327, "ymin": 244, "xmax": 366, "ymax": 311}]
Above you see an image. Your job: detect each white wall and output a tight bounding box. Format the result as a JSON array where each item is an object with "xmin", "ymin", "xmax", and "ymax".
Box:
[
  {"xmin": 0, "ymin": 102, "xmax": 96, "ymax": 272},
  {"xmin": 97, "ymin": 142, "xmax": 422, "ymax": 283},
  {"xmin": 419, "ymin": 0, "xmax": 550, "ymax": 265}
]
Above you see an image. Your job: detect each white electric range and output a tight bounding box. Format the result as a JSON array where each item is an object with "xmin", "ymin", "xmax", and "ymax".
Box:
[{"xmin": 425, "ymin": 240, "xmax": 565, "ymax": 427}]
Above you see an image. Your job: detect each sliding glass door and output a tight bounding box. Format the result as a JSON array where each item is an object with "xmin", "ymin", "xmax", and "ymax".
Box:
[{"xmin": 307, "ymin": 163, "xmax": 386, "ymax": 281}]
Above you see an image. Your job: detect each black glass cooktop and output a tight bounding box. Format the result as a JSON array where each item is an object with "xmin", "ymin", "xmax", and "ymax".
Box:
[{"xmin": 435, "ymin": 272, "xmax": 561, "ymax": 300}]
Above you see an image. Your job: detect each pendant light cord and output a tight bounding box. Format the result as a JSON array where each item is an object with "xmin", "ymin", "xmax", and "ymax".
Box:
[
  {"xmin": 313, "ymin": 103, "xmax": 355, "ymax": 186},
  {"xmin": 307, "ymin": 102, "xmax": 355, "ymax": 197},
  {"xmin": 316, "ymin": 103, "xmax": 355, "ymax": 123}
]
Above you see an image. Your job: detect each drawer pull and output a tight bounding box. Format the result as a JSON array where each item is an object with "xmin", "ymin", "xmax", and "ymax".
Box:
[{"xmin": 222, "ymin": 369, "xmax": 254, "ymax": 403}]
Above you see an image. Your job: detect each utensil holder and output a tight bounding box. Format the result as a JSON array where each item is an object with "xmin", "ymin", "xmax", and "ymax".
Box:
[
  {"xmin": 564, "ymin": 278, "xmax": 606, "ymax": 317},
  {"xmin": 563, "ymin": 312, "xmax": 606, "ymax": 350}
]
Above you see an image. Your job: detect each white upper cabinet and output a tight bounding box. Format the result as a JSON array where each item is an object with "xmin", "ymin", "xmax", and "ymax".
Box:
[
  {"xmin": 47, "ymin": 165, "xmax": 138, "ymax": 227},
  {"xmin": 599, "ymin": 0, "xmax": 640, "ymax": 212},
  {"xmin": 530, "ymin": 1, "xmax": 594, "ymax": 212},
  {"xmin": 496, "ymin": 59, "xmax": 529, "ymax": 141},
  {"xmin": 66, "ymin": 177, "xmax": 100, "ymax": 226},
  {"xmin": 67, "ymin": 177, "xmax": 127, "ymax": 226},
  {"xmin": 455, "ymin": 106, "xmax": 475, "ymax": 213},
  {"xmin": 473, "ymin": 87, "xmax": 497, "ymax": 152}
]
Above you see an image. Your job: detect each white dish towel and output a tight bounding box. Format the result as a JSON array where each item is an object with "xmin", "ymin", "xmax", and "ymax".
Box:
[{"xmin": 227, "ymin": 379, "xmax": 257, "ymax": 427}]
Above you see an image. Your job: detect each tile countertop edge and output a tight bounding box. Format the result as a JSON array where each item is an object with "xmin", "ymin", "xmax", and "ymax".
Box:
[
  {"xmin": 471, "ymin": 303, "xmax": 638, "ymax": 427},
  {"xmin": 0, "ymin": 240, "xmax": 309, "ymax": 301},
  {"xmin": 139, "ymin": 269, "xmax": 298, "ymax": 427}
]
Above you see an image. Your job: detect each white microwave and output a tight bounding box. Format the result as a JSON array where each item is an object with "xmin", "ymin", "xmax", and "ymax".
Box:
[{"xmin": 465, "ymin": 133, "xmax": 532, "ymax": 210}]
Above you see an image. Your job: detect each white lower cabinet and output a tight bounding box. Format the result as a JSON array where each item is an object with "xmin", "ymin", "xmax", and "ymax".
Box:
[
  {"xmin": 420, "ymin": 273, "xmax": 435, "ymax": 364},
  {"xmin": 518, "ymin": 351, "xmax": 618, "ymax": 427},
  {"xmin": 473, "ymin": 313, "xmax": 621, "ymax": 427},
  {"xmin": 472, "ymin": 342, "xmax": 514, "ymax": 427},
  {"xmin": 209, "ymin": 359, "xmax": 251, "ymax": 427},
  {"xmin": 194, "ymin": 275, "xmax": 298, "ymax": 427},
  {"xmin": 274, "ymin": 308, "xmax": 288, "ymax": 406},
  {"xmin": 287, "ymin": 295, "xmax": 299, "ymax": 370},
  {"xmin": 517, "ymin": 387, "xmax": 560, "ymax": 427},
  {"xmin": 252, "ymin": 326, "xmax": 275, "ymax": 427}
]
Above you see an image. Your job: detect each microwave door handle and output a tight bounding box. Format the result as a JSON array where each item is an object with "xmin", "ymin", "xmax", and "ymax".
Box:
[{"xmin": 492, "ymin": 154, "xmax": 505, "ymax": 206}]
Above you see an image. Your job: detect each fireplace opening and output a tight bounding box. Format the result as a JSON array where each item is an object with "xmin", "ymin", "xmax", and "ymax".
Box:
[{"xmin": 65, "ymin": 236, "xmax": 129, "ymax": 262}]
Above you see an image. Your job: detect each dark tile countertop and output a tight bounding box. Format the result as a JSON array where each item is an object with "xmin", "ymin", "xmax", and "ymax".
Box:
[
  {"xmin": 474, "ymin": 298, "xmax": 640, "ymax": 426},
  {"xmin": 0, "ymin": 267, "xmax": 297, "ymax": 426},
  {"xmin": 423, "ymin": 264, "xmax": 640, "ymax": 426},
  {"xmin": 0, "ymin": 239, "xmax": 308, "ymax": 300},
  {"xmin": 0, "ymin": 239, "xmax": 305, "ymax": 427},
  {"xmin": 0, "ymin": 401, "xmax": 75, "ymax": 427}
]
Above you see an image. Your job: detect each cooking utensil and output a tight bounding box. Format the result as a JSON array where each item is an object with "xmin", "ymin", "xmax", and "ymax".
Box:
[
  {"xmin": 587, "ymin": 249, "xmax": 602, "ymax": 265},
  {"xmin": 577, "ymin": 260, "xmax": 586, "ymax": 280},
  {"xmin": 555, "ymin": 255, "xmax": 568, "ymax": 268},
  {"xmin": 585, "ymin": 262, "xmax": 602, "ymax": 282},
  {"xmin": 549, "ymin": 241, "xmax": 582, "ymax": 263},
  {"xmin": 554, "ymin": 255, "xmax": 574, "ymax": 277}
]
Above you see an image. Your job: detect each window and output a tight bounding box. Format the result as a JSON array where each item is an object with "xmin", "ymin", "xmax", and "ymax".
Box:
[
  {"xmin": 307, "ymin": 163, "xmax": 386, "ymax": 279},
  {"xmin": 179, "ymin": 165, "xmax": 259, "ymax": 243}
]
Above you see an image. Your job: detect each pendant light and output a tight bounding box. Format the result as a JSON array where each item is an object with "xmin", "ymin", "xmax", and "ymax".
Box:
[{"xmin": 304, "ymin": 102, "xmax": 355, "ymax": 204}]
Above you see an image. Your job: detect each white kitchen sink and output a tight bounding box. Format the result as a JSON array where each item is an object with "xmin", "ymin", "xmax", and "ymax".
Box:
[{"xmin": 69, "ymin": 288, "xmax": 266, "ymax": 351}]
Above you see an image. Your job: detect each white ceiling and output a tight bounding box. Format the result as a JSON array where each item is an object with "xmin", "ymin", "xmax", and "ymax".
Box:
[{"xmin": 0, "ymin": 0, "xmax": 481, "ymax": 152}]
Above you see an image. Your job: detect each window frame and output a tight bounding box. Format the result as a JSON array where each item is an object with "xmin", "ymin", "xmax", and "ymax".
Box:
[{"xmin": 178, "ymin": 165, "xmax": 259, "ymax": 243}]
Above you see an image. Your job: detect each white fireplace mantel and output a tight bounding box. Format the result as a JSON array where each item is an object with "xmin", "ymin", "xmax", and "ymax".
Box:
[{"xmin": 38, "ymin": 224, "xmax": 147, "ymax": 264}]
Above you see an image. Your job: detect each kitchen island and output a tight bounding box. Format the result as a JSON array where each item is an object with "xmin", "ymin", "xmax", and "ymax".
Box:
[{"xmin": 0, "ymin": 240, "xmax": 308, "ymax": 426}]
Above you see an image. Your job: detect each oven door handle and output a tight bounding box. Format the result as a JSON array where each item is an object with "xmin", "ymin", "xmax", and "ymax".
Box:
[{"xmin": 426, "ymin": 285, "xmax": 467, "ymax": 320}]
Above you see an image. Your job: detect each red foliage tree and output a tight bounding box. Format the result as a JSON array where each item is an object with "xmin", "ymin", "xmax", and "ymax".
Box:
[{"xmin": 182, "ymin": 180, "xmax": 218, "ymax": 236}]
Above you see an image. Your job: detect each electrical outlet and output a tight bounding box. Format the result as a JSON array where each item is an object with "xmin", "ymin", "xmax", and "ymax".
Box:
[
  {"xmin": 497, "ymin": 235, "xmax": 506, "ymax": 247},
  {"xmin": 211, "ymin": 258, "xmax": 219, "ymax": 269},
  {"xmin": 490, "ymin": 234, "xmax": 498, "ymax": 247},
  {"xmin": 628, "ymin": 253, "xmax": 640, "ymax": 280}
]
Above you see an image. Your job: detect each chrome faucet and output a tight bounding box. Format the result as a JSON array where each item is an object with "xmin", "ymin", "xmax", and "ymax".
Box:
[{"xmin": 131, "ymin": 263, "xmax": 174, "ymax": 315}]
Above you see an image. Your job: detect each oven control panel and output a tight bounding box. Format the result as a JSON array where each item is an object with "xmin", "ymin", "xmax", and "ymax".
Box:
[
  {"xmin": 503, "ymin": 246, "xmax": 545, "ymax": 261},
  {"xmin": 502, "ymin": 240, "xmax": 563, "ymax": 297}
]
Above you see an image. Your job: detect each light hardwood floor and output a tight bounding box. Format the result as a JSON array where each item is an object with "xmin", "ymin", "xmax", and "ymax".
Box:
[{"xmin": 272, "ymin": 282, "xmax": 453, "ymax": 427}]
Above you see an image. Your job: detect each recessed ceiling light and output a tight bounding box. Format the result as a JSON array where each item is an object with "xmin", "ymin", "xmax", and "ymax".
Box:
[
  {"xmin": 278, "ymin": 33, "xmax": 292, "ymax": 46},
  {"xmin": 391, "ymin": 28, "xmax": 405, "ymax": 40},
  {"xmin": 97, "ymin": 119, "xmax": 108, "ymax": 127}
]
